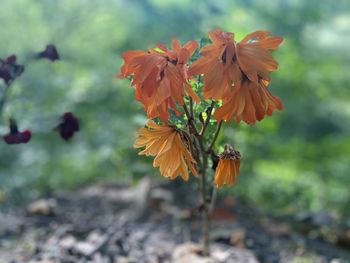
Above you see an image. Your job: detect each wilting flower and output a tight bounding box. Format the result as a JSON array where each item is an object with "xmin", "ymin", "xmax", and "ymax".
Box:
[
  {"xmin": 134, "ymin": 120, "xmax": 198, "ymax": 181},
  {"xmin": 214, "ymin": 145, "xmax": 241, "ymax": 188},
  {"xmin": 189, "ymin": 29, "xmax": 283, "ymax": 124},
  {"xmin": 214, "ymin": 79, "xmax": 283, "ymax": 124},
  {"xmin": 3, "ymin": 118, "xmax": 31, "ymax": 144},
  {"xmin": 118, "ymin": 39, "xmax": 199, "ymax": 121},
  {"xmin": 55, "ymin": 112, "xmax": 80, "ymax": 141},
  {"xmin": 36, "ymin": 44, "xmax": 60, "ymax": 61},
  {"xmin": 0, "ymin": 55, "xmax": 25, "ymax": 85}
]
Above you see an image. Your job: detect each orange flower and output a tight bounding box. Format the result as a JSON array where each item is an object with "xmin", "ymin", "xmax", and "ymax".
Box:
[
  {"xmin": 214, "ymin": 79, "xmax": 283, "ymax": 124},
  {"xmin": 134, "ymin": 120, "xmax": 198, "ymax": 181},
  {"xmin": 118, "ymin": 39, "xmax": 199, "ymax": 122},
  {"xmin": 189, "ymin": 29, "xmax": 283, "ymax": 124},
  {"xmin": 214, "ymin": 145, "xmax": 241, "ymax": 188}
]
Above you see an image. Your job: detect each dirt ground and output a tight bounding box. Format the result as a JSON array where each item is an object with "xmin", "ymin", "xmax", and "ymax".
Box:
[{"xmin": 0, "ymin": 178, "xmax": 349, "ymax": 263}]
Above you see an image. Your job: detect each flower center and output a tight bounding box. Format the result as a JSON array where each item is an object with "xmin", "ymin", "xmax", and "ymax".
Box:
[
  {"xmin": 166, "ymin": 57, "xmax": 178, "ymax": 65},
  {"xmin": 219, "ymin": 145, "xmax": 241, "ymax": 160}
]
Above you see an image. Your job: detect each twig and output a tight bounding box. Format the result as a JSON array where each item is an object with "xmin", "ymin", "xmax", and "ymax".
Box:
[
  {"xmin": 209, "ymin": 187, "xmax": 217, "ymax": 213},
  {"xmin": 182, "ymin": 104, "xmax": 199, "ymax": 137},
  {"xmin": 192, "ymin": 135, "xmax": 202, "ymax": 167},
  {"xmin": 189, "ymin": 97, "xmax": 194, "ymax": 119},
  {"xmin": 200, "ymin": 101, "xmax": 215, "ymax": 136},
  {"xmin": 181, "ymin": 130, "xmax": 198, "ymax": 164},
  {"xmin": 199, "ymin": 149, "xmax": 210, "ymax": 256},
  {"xmin": 207, "ymin": 121, "xmax": 223, "ymax": 153}
]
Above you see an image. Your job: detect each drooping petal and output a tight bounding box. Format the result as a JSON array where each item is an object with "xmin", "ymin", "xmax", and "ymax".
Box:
[
  {"xmin": 134, "ymin": 121, "xmax": 198, "ymax": 181},
  {"xmin": 190, "ymin": 28, "xmax": 283, "ymax": 124},
  {"xmin": 117, "ymin": 50, "xmax": 149, "ymax": 78},
  {"xmin": 214, "ymin": 145, "xmax": 241, "ymax": 188}
]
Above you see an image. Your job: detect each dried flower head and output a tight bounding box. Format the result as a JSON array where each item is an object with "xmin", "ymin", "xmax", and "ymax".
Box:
[
  {"xmin": 134, "ymin": 120, "xmax": 198, "ymax": 181},
  {"xmin": 214, "ymin": 145, "xmax": 241, "ymax": 188}
]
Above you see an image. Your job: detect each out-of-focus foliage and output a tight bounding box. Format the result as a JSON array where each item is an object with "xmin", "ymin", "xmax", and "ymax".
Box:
[{"xmin": 0, "ymin": 0, "xmax": 349, "ymax": 220}]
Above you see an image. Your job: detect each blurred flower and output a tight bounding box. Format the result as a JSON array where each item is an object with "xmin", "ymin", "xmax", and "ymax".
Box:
[
  {"xmin": 3, "ymin": 118, "xmax": 31, "ymax": 144},
  {"xmin": 55, "ymin": 112, "xmax": 80, "ymax": 141},
  {"xmin": 189, "ymin": 29, "xmax": 283, "ymax": 124},
  {"xmin": 0, "ymin": 55, "xmax": 25, "ymax": 85},
  {"xmin": 134, "ymin": 120, "xmax": 198, "ymax": 181},
  {"xmin": 36, "ymin": 44, "xmax": 60, "ymax": 61},
  {"xmin": 214, "ymin": 145, "xmax": 241, "ymax": 188},
  {"xmin": 118, "ymin": 39, "xmax": 199, "ymax": 121}
]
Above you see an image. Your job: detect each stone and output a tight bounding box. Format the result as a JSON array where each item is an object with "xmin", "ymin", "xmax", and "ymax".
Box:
[
  {"xmin": 27, "ymin": 199, "xmax": 57, "ymax": 216},
  {"xmin": 172, "ymin": 242, "xmax": 259, "ymax": 263}
]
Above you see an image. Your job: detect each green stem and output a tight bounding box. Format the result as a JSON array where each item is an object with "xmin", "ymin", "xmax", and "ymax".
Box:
[
  {"xmin": 183, "ymin": 98, "xmax": 224, "ymax": 256},
  {"xmin": 189, "ymin": 97, "xmax": 194, "ymax": 119},
  {"xmin": 183, "ymin": 104, "xmax": 199, "ymax": 137},
  {"xmin": 199, "ymin": 150, "xmax": 210, "ymax": 256},
  {"xmin": 200, "ymin": 101, "xmax": 215, "ymax": 136},
  {"xmin": 207, "ymin": 120, "xmax": 223, "ymax": 153}
]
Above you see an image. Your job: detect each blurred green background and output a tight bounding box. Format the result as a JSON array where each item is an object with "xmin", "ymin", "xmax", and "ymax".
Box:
[{"xmin": 0, "ymin": 0, "xmax": 349, "ymax": 221}]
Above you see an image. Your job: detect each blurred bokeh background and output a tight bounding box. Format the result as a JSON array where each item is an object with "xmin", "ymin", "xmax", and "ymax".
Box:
[{"xmin": 0, "ymin": 0, "xmax": 349, "ymax": 223}]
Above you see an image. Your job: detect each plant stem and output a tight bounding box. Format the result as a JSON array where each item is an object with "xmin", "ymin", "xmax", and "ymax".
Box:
[
  {"xmin": 209, "ymin": 187, "xmax": 217, "ymax": 213},
  {"xmin": 207, "ymin": 120, "xmax": 223, "ymax": 153},
  {"xmin": 183, "ymin": 104, "xmax": 199, "ymax": 137},
  {"xmin": 183, "ymin": 99, "xmax": 224, "ymax": 256},
  {"xmin": 200, "ymin": 101, "xmax": 215, "ymax": 136},
  {"xmin": 199, "ymin": 150, "xmax": 210, "ymax": 256},
  {"xmin": 189, "ymin": 97, "xmax": 194, "ymax": 119}
]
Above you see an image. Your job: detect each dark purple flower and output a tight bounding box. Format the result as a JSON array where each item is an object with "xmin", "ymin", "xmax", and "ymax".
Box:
[
  {"xmin": 0, "ymin": 55, "xmax": 25, "ymax": 85},
  {"xmin": 3, "ymin": 118, "xmax": 31, "ymax": 144},
  {"xmin": 36, "ymin": 44, "xmax": 60, "ymax": 61},
  {"xmin": 55, "ymin": 112, "xmax": 79, "ymax": 141}
]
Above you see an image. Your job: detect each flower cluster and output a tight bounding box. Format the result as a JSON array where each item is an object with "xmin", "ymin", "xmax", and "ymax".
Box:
[
  {"xmin": 118, "ymin": 39, "xmax": 199, "ymax": 122},
  {"xmin": 189, "ymin": 29, "xmax": 283, "ymax": 124},
  {"xmin": 119, "ymin": 28, "xmax": 283, "ymax": 187},
  {"xmin": 1, "ymin": 46, "xmax": 80, "ymax": 145}
]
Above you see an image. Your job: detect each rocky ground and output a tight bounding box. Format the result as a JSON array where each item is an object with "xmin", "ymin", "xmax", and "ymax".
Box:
[{"xmin": 0, "ymin": 178, "xmax": 349, "ymax": 263}]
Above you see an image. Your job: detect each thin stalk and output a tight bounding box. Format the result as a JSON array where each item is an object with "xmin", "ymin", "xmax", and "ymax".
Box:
[
  {"xmin": 183, "ymin": 98, "xmax": 224, "ymax": 256},
  {"xmin": 183, "ymin": 104, "xmax": 206, "ymax": 154},
  {"xmin": 200, "ymin": 101, "xmax": 215, "ymax": 136},
  {"xmin": 199, "ymin": 149, "xmax": 210, "ymax": 256},
  {"xmin": 192, "ymin": 136, "xmax": 202, "ymax": 167},
  {"xmin": 183, "ymin": 104, "xmax": 199, "ymax": 137},
  {"xmin": 189, "ymin": 97, "xmax": 194, "ymax": 119},
  {"xmin": 209, "ymin": 187, "xmax": 217, "ymax": 213},
  {"xmin": 207, "ymin": 120, "xmax": 223, "ymax": 153}
]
